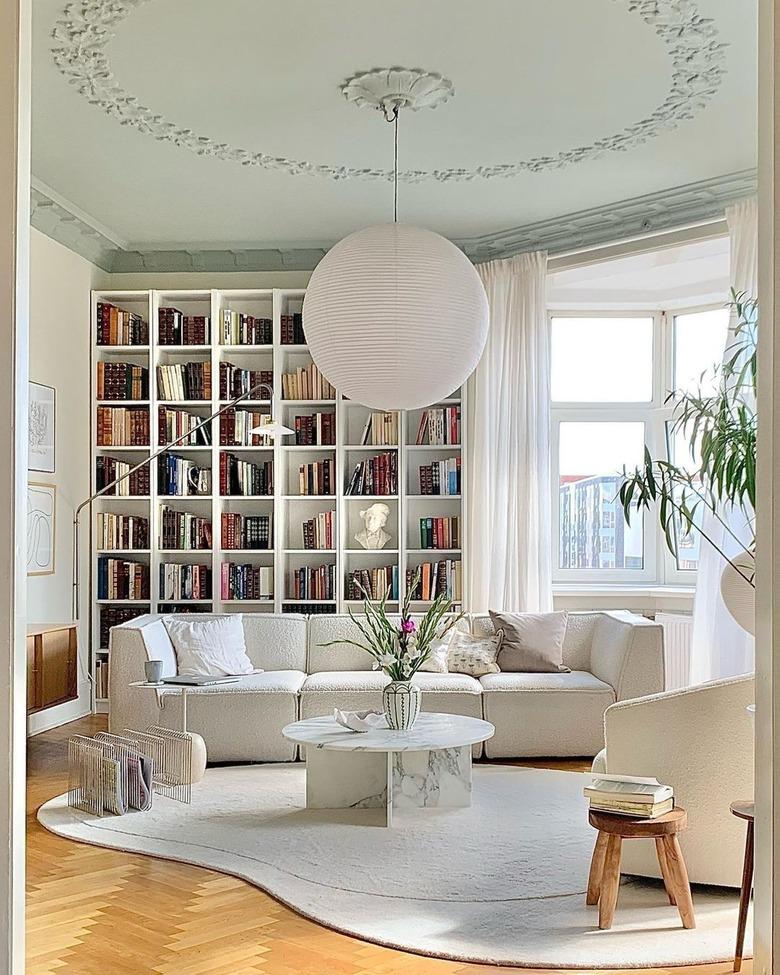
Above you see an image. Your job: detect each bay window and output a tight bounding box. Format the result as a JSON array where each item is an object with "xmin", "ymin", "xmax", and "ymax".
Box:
[{"xmin": 550, "ymin": 306, "xmax": 730, "ymax": 585}]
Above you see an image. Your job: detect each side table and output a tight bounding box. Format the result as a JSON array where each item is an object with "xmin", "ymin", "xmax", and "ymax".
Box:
[
  {"xmin": 587, "ymin": 807, "xmax": 695, "ymax": 930},
  {"xmin": 730, "ymin": 801, "xmax": 754, "ymax": 973},
  {"xmin": 129, "ymin": 681, "xmax": 207, "ymax": 783}
]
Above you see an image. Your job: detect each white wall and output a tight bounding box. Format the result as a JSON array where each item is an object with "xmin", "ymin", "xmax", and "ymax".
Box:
[{"xmin": 26, "ymin": 228, "xmax": 107, "ymax": 734}]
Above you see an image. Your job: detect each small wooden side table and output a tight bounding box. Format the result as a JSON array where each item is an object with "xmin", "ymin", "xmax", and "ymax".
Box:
[
  {"xmin": 587, "ymin": 807, "xmax": 695, "ymax": 931},
  {"xmin": 730, "ymin": 801, "xmax": 754, "ymax": 973}
]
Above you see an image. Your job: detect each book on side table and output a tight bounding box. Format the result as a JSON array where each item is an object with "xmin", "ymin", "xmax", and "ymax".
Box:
[{"xmin": 584, "ymin": 774, "xmax": 674, "ymax": 819}]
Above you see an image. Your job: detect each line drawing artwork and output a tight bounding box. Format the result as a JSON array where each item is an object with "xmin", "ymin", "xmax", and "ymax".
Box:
[
  {"xmin": 29, "ymin": 382, "xmax": 55, "ymax": 473},
  {"xmin": 28, "ymin": 483, "xmax": 56, "ymax": 575}
]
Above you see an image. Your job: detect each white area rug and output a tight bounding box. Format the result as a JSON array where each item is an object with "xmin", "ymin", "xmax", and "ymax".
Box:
[{"xmin": 38, "ymin": 765, "xmax": 749, "ymax": 969}]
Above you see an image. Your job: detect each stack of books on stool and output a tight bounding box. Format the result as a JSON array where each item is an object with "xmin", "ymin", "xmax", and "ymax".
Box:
[{"xmin": 585, "ymin": 774, "xmax": 674, "ymax": 818}]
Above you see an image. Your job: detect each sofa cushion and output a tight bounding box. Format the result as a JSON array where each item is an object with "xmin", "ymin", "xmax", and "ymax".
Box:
[
  {"xmin": 240, "ymin": 613, "xmax": 308, "ymax": 671},
  {"xmin": 307, "ymin": 615, "xmax": 398, "ymax": 672},
  {"xmin": 489, "ymin": 610, "xmax": 569, "ymax": 673},
  {"xmin": 479, "ymin": 670, "xmax": 615, "ymax": 758},
  {"xmin": 160, "ymin": 670, "xmax": 306, "ymax": 697},
  {"xmin": 163, "ymin": 615, "xmax": 255, "ymax": 677}
]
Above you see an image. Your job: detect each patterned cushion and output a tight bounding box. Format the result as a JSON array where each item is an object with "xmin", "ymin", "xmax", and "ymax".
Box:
[{"xmin": 447, "ymin": 629, "xmax": 502, "ymax": 677}]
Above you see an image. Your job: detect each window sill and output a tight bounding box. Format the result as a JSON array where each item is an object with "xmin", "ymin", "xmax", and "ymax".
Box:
[{"xmin": 552, "ymin": 584, "xmax": 695, "ymax": 614}]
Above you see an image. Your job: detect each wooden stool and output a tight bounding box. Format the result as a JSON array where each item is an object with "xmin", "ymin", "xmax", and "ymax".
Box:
[
  {"xmin": 587, "ymin": 807, "xmax": 695, "ymax": 931},
  {"xmin": 730, "ymin": 801, "xmax": 754, "ymax": 973}
]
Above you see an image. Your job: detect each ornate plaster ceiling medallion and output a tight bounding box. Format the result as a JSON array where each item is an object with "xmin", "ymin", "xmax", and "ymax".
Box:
[
  {"xmin": 51, "ymin": 0, "xmax": 727, "ymax": 183},
  {"xmin": 341, "ymin": 68, "xmax": 454, "ymax": 114}
]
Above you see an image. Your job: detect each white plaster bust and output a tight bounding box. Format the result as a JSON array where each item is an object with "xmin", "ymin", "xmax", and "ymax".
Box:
[{"xmin": 355, "ymin": 503, "xmax": 391, "ymax": 550}]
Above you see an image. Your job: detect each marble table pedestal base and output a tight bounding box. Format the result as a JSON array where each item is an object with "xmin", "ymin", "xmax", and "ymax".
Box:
[{"xmin": 305, "ymin": 744, "xmax": 472, "ymax": 826}]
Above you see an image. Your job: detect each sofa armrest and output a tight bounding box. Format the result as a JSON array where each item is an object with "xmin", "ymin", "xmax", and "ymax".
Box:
[
  {"xmin": 108, "ymin": 615, "xmax": 175, "ymax": 734},
  {"xmin": 589, "ymin": 611, "xmax": 665, "ymax": 701}
]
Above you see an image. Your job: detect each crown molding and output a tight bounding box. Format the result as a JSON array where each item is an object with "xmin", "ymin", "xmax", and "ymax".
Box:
[{"xmin": 30, "ymin": 169, "xmax": 756, "ymax": 274}]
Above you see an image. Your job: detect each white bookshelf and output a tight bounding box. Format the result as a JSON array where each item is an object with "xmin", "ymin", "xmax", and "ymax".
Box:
[{"xmin": 90, "ymin": 288, "xmax": 467, "ymax": 711}]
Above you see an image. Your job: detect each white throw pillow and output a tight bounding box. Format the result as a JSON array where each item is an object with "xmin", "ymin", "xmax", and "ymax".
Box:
[
  {"xmin": 163, "ymin": 616, "xmax": 256, "ymax": 678},
  {"xmin": 417, "ymin": 617, "xmax": 469, "ymax": 673},
  {"xmin": 446, "ymin": 629, "xmax": 503, "ymax": 677}
]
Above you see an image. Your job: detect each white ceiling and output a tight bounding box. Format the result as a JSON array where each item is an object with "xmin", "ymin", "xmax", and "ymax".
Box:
[{"xmin": 32, "ymin": 0, "xmax": 757, "ymax": 250}]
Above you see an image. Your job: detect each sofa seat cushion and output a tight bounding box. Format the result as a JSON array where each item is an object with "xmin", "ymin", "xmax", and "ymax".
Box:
[
  {"xmin": 479, "ymin": 670, "xmax": 615, "ymax": 759},
  {"xmin": 299, "ymin": 670, "xmax": 485, "ymax": 756},
  {"xmin": 479, "ymin": 670, "xmax": 613, "ymax": 693},
  {"xmin": 160, "ymin": 670, "xmax": 306, "ymax": 697},
  {"xmin": 156, "ymin": 670, "xmax": 306, "ymax": 763}
]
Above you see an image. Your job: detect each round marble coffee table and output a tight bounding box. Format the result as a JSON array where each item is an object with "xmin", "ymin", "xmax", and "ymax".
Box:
[{"xmin": 282, "ymin": 713, "xmax": 494, "ymax": 827}]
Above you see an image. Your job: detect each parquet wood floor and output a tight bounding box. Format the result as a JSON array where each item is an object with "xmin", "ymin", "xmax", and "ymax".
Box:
[{"xmin": 26, "ymin": 716, "xmax": 749, "ymax": 975}]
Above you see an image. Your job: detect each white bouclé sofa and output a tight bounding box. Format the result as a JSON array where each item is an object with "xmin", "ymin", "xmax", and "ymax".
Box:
[{"xmin": 109, "ymin": 610, "xmax": 664, "ymax": 762}]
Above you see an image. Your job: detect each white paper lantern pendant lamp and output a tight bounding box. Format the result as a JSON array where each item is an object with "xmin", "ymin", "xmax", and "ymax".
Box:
[{"xmin": 302, "ymin": 68, "xmax": 489, "ymax": 412}]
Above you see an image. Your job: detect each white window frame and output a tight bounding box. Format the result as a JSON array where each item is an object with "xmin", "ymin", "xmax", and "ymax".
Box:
[{"xmin": 550, "ymin": 304, "xmax": 727, "ymax": 586}]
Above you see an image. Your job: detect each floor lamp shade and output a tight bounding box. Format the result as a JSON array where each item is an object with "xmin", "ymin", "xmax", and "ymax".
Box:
[
  {"xmin": 720, "ymin": 549, "xmax": 755, "ymax": 636},
  {"xmin": 302, "ymin": 223, "xmax": 489, "ymax": 411}
]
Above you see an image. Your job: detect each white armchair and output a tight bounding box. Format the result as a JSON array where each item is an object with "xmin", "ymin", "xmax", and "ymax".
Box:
[{"xmin": 593, "ymin": 674, "xmax": 754, "ymax": 887}]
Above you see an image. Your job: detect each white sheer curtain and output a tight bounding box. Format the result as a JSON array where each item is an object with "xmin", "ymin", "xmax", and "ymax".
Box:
[
  {"xmin": 466, "ymin": 251, "xmax": 553, "ymax": 612},
  {"xmin": 688, "ymin": 198, "xmax": 756, "ymax": 683}
]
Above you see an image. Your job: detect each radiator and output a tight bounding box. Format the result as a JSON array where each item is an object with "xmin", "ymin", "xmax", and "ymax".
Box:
[{"xmin": 656, "ymin": 612, "xmax": 694, "ymax": 689}]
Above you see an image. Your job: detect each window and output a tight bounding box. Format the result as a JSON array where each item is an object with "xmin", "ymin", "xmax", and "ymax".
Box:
[{"xmin": 551, "ymin": 307, "xmax": 730, "ymax": 584}]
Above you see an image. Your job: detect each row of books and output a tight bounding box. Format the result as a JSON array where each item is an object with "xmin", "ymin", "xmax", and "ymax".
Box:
[
  {"xmin": 219, "ymin": 364, "xmax": 273, "ymax": 401},
  {"xmin": 406, "ymin": 560, "xmax": 462, "ymax": 601},
  {"xmin": 96, "ymin": 302, "xmax": 148, "ymax": 346},
  {"xmin": 95, "ymin": 658, "xmax": 110, "ymax": 699},
  {"xmin": 96, "ymin": 406, "xmax": 150, "ymax": 446},
  {"xmin": 96, "ymin": 513, "xmax": 149, "ymax": 551},
  {"xmin": 303, "ymin": 511, "xmax": 335, "ymax": 550},
  {"xmin": 220, "ymin": 563, "xmax": 274, "ymax": 601},
  {"xmin": 100, "ymin": 605, "xmax": 148, "ymax": 648},
  {"xmin": 159, "ymin": 506, "xmax": 212, "ymax": 550},
  {"xmin": 97, "ymin": 557, "xmax": 150, "ymax": 600},
  {"xmin": 159, "ymin": 563, "xmax": 212, "ymax": 601},
  {"xmin": 280, "ymin": 312, "xmax": 305, "ymax": 345},
  {"xmin": 299, "ymin": 459, "xmax": 335, "ymax": 496},
  {"xmin": 419, "ymin": 457, "xmax": 461, "ymax": 495},
  {"xmin": 288, "ymin": 564, "xmax": 335, "ymax": 601},
  {"xmin": 220, "ymin": 452, "xmax": 273, "ymax": 496},
  {"xmin": 415, "ymin": 406, "xmax": 461, "ymax": 445},
  {"xmin": 346, "ymin": 567, "xmax": 399, "ymax": 601},
  {"xmin": 157, "ymin": 362, "xmax": 212, "ymax": 401},
  {"xmin": 293, "ymin": 412, "xmax": 336, "ymax": 445},
  {"xmin": 220, "ymin": 310, "xmax": 272, "ymax": 346},
  {"xmin": 219, "ymin": 408, "xmax": 272, "ymax": 446},
  {"xmin": 158, "ymin": 455, "xmax": 212, "ymax": 497},
  {"xmin": 346, "ymin": 452, "xmax": 398, "ymax": 496},
  {"xmin": 359, "ymin": 412, "xmax": 399, "ymax": 446},
  {"xmin": 96, "ymin": 456, "xmax": 150, "ymax": 496},
  {"xmin": 222, "ymin": 512, "xmax": 272, "ymax": 550},
  {"xmin": 419, "ymin": 516, "xmax": 461, "ymax": 550},
  {"xmin": 585, "ymin": 775, "xmax": 674, "ymax": 819},
  {"xmin": 158, "ymin": 407, "xmax": 211, "ymax": 446},
  {"xmin": 96, "ymin": 362, "xmax": 149, "ymax": 401},
  {"xmin": 158, "ymin": 307, "xmax": 210, "ymax": 346},
  {"xmin": 282, "ymin": 364, "xmax": 335, "ymax": 401}
]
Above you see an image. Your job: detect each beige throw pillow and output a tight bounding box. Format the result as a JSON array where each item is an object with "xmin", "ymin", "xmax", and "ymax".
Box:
[
  {"xmin": 489, "ymin": 610, "xmax": 570, "ymax": 673},
  {"xmin": 446, "ymin": 629, "xmax": 502, "ymax": 677}
]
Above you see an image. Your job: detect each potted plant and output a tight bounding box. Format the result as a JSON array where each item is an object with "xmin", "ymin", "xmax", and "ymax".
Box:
[
  {"xmin": 324, "ymin": 568, "xmax": 462, "ymax": 730},
  {"xmin": 619, "ymin": 290, "xmax": 756, "ymax": 630}
]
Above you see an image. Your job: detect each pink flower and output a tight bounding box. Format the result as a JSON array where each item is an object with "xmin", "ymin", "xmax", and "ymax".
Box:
[{"xmin": 400, "ymin": 619, "xmax": 416, "ymax": 634}]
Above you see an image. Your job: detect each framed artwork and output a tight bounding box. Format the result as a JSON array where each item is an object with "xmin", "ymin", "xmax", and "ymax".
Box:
[
  {"xmin": 27, "ymin": 482, "xmax": 56, "ymax": 576},
  {"xmin": 28, "ymin": 382, "xmax": 56, "ymax": 473}
]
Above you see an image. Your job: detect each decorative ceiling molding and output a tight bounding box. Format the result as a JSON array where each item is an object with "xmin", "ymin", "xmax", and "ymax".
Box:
[
  {"xmin": 51, "ymin": 0, "xmax": 727, "ymax": 184},
  {"xmin": 30, "ymin": 169, "xmax": 756, "ymax": 273}
]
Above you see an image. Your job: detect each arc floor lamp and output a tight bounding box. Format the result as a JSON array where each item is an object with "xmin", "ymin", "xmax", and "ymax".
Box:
[{"xmin": 72, "ymin": 382, "xmax": 294, "ymax": 693}]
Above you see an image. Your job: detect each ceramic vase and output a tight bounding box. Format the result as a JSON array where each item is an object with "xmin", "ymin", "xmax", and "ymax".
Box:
[{"xmin": 383, "ymin": 680, "xmax": 421, "ymax": 730}]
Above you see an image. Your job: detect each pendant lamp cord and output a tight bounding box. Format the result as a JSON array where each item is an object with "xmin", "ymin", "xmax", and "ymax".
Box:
[{"xmin": 383, "ymin": 102, "xmax": 400, "ymax": 223}]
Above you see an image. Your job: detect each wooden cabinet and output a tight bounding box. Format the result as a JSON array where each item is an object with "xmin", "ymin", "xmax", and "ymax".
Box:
[{"xmin": 27, "ymin": 623, "xmax": 78, "ymax": 714}]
